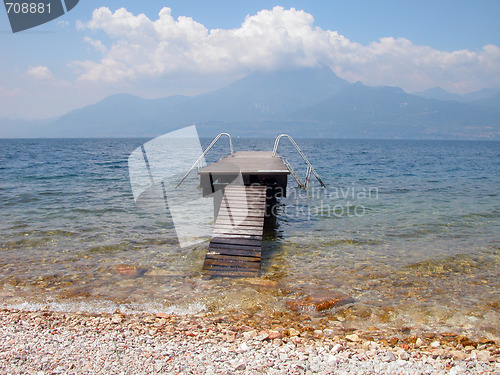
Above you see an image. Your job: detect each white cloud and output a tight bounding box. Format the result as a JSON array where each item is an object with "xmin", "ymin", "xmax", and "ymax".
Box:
[
  {"xmin": 25, "ymin": 66, "xmax": 71, "ymax": 87},
  {"xmin": 73, "ymin": 6, "xmax": 500, "ymax": 93},
  {"xmin": 26, "ymin": 65, "xmax": 55, "ymax": 80},
  {"xmin": 0, "ymin": 84, "xmax": 22, "ymax": 97},
  {"xmin": 83, "ymin": 36, "xmax": 108, "ymax": 54}
]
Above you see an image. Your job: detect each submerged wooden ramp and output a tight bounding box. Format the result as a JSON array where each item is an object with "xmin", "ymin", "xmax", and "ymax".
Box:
[{"xmin": 202, "ymin": 185, "xmax": 267, "ymax": 277}]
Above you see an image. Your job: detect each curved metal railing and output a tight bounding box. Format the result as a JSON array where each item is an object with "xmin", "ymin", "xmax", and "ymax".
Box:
[
  {"xmin": 176, "ymin": 133, "xmax": 234, "ymax": 189},
  {"xmin": 272, "ymin": 134, "xmax": 326, "ymax": 189}
]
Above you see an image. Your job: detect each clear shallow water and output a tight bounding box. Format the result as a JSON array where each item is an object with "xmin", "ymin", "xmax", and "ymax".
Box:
[{"xmin": 0, "ymin": 138, "xmax": 499, "ymax": 339}]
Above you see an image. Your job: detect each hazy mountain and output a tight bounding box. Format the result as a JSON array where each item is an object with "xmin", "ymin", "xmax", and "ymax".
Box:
[
  {"xmin": 462, "ymin": 88, "xmax": 500, "ymax": 102},
  {"xmin": 0, "ymin": 67, "xmax": 499, "ymax": 139},
  {"xmin": 0, "ymin": 118, "xmax": 55, "ymax": 138},
  {"xmin": 178, "ymin": 67, "xmax": 349, "ymax": 122},
  {"xmin": 49, "ymin": 94, "xmax": 190, "ymax": 137},
  {"xmin": 414, "ymin": 87, "xmax": 464, "ymax": 102},
  {"xmin": 470, "ymin": 92, "xmax": 500, "ymax": 113},
  {"xmin": 415, "ymin": 87, "xmax": 500, "ymax": 103},
  {"xmin": 293, "ymin": 82, "xmax": 499, "ymax": 139}
]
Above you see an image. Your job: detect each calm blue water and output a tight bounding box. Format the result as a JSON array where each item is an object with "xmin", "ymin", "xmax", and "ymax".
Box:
[{"xmin": 0, "ymin": 138, "xmax": 499, "ymax": 338}]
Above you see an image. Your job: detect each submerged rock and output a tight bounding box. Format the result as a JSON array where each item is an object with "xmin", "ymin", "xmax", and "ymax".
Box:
[
  {"xmin": 115, "ymin": 264, "xmax": 147, "ymax": 277},
  {"xmin": 285, "ymin": 290, "xmax": 354, "ymax": 312},
  {"xmin": 115, "ymin": 264, "xmax": 138, "ymax": 276}
]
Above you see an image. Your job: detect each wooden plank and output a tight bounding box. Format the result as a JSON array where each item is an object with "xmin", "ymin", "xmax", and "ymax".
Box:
[
  {"xmin": 224, "ymin": 187, "xmax": 266, "ymax": 192},
  {"xmin": 220, "ymin": 200, "xmax": 266, "ymax": 210},
  {"xmin": 213, "ymin": 227, "xmax": 263, "ymax": 235},
  {"xmin": 224, "ymin": 193, "xmax": 266, "ymax": 197},
  {"xmin": 223, "ymin": 197, "xmax": 266, "ymax": 202},
  {"xmin": 216, "ymin": 213, "xmax": 265, "ymax": 220},
  {"xmin": 219, "ymin": 204, "xmax": 266, "ymax": 216},
  {"xmin": 218, "ymin": 207, "xmax": 265, "ymax": 214},
  {"xmin": 216, "ymin": 215, "xmax": 264, "ymax": 221},
  {"xmin": 198, "ymin": 152, "xmax": 290, "ymax": 175},
  {"xmin": 210, "ymin": 237, "xmax": 262, "ymax": 246},
  {"xmin": 214, "ymin": 222, "xmax": 263, "ymax": 229},
  {"xmin": 202, "ymin": 269, "xmax": 259, "ymax": 277},
  {"xmin": 212, "ymin": 232, "xmax": 262, "ymax": 239},
  {"xmin": 222, "ymin": 189, "xmax": 267, "ymax": 197},
  {"xmin": 220, "ymin": 198, "xmax": 265, "ymax": 204},
  {"xmin": 208, "ymin": 248, "xmax": 261, "ymax": 258},
  {"xmin": 226, "ymin": 185, "xmax": 267, "ymax": 191},
  {"xmin": 208, "ymin": 248, "xmax": 261, "ymax": 257},
  {"xmin": 210, "ymin": 238, "xmax": 262, "ymax": 247},
  {"xmin": 213, "ymin": 229, "xmax": 262, "ymax": 236},
  {"xmin": 217, "ymin": 210, "xmax": 266, "ymax": 218},
  {"xmin": 215, "ymin": 218, "xmax": 264, "ymax": 225},
  {"xmin": 215, "ymin": 219, "xmax": 264, "ymax": 227},
  {"xmin": 217, "ymin": 209, "xmax": 265, "ymax": 216},
  {"xmin": 214, "ymin": 219, "xmax": 264, "ymax": 227},
  {"xmin": 220, "ymin": 199, "xmax": 266, "ymax": 206},
  {"xmin": 203, "ymin": 263, "xmax": 259, "ymax": 271},
  {"xmin": 208, "ymin": 246, "xmax": 261, "ymax": 255},
  {"xmin": 203, "ymin": 259, "xmax": 261, "ymax": 269},
  {"xmin": 205, "ymin": 254, "xmax": 261, "ymax": 262},
  {"xmin": 208, "ymin": 242, "xmax": 261, "ymax": 251},
  {"xmin": 219, "ymin": 203, "xmax": 265, "ymax": 209}
]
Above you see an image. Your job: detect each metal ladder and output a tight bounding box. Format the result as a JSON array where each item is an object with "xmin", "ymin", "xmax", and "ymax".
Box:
[
  {"xmin": 272, "ymin": 134, "xmax": 326, "ymax": 189},
  {"xmin": 176, "ymin": 133, "xmax": 234, "ymax": 189}
]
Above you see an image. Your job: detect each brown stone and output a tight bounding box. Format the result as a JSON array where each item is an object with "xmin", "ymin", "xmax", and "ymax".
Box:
[
  {"xmin": 441, "ymin": 332, "xmax": 457, "ymax": 337},
  {"xmin": 267, "ymin": 330, "xmax": 282, "ymax": 340},
  {"xmin": 115, "ymin": 265, "xmax": 137, "ymax": 276},
  {"xmin": 291, "ymin": 336, "xmax": 302, "ymax": 344},
  {"xmin": 450, "ymin": 350, "xmax": 467, "ymax": 360},
  {"xmin": 285, "ymin": 291, "xmax": 353, "ymax": 312},
  {"xmin": 345, "ymin": 334, "xmax": 360, "ymax": 342},
  {"xmin": 388, "ymin": 337, "xmax": 399, "ymax": 346}
]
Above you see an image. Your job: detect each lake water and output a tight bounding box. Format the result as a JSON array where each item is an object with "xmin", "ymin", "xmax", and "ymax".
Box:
[{"xmin": 0, "ymin": 137, "xmax": 499, "ymax": 339}]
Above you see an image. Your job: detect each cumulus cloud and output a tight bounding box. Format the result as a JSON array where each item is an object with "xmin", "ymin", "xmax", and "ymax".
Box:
[
  {"xmin": 74, "ymin": 6, "xmax": 500, "ymax": 93},
  {"xmin": 83, "ymin": 36, "xmax": 108, "ymax": 54},
  {"xmin": 26, "ymin": 65, "xmax": 55, "ymax": 80},
  {"xmin": 25, "ymin": 66, "xmax": 70, "ymax": 87}
]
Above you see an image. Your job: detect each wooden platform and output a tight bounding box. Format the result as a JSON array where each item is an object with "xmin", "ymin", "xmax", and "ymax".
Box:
[
  {"xmin": 202, "ymin": 185, "xmax": 267, "ymax": 277},
  {"xmin": 199, "ymin": 151, "xmax": 290, "ymax": 175},
  {"xmin": 198, "ymin": 151, "xmax": 290, "ymax": 197}
]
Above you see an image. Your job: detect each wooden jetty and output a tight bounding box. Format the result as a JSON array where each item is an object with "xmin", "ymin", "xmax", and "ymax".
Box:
[
  {"xmin": 177, "ymin": 134, "xmax": 325, "ymax": 278},
  {"xmin": 199, "ymin": 151, "xmax": 290, "ymax": 277}
]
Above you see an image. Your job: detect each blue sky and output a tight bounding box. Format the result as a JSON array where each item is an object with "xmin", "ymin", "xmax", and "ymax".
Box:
[{"xmin": 1, "ymin": 0, "xmax": 499, "ymax": 119}]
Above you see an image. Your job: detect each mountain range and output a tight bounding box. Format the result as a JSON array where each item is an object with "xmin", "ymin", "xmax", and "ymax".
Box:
[{"xmin": 1, "ymin": 67, "xmax": 499, "ymax": 139}]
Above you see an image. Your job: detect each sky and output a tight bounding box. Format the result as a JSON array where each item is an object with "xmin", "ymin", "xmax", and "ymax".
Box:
[{"xmin": 1, "ymin": 0, "xmax": 499, "ymax": 119}]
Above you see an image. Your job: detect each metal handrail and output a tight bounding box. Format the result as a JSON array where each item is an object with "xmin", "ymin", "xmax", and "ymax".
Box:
[
  {"xmin": 176, "ymin": 133, "xmax": 234, "ymax": 189},
  {"xmin": 272, "ymin": 134, "xmax": 326, "ymax": 189}
]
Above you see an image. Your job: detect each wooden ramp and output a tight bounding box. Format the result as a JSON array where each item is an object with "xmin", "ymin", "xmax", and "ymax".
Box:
[{"xmin": 202, "ymin": 185, "xmax": 267, "ymax": 277}]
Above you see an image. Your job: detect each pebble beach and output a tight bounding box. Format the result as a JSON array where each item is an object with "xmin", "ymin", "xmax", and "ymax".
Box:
[{"xmin": 1, "ymin": 308, "xmax": 498, "ymax": 375}]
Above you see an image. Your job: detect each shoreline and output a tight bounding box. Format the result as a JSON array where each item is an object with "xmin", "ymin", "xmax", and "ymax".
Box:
[{"xmin": 1, "ymin": 308, "xmax": 498, "ymax": 374}]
